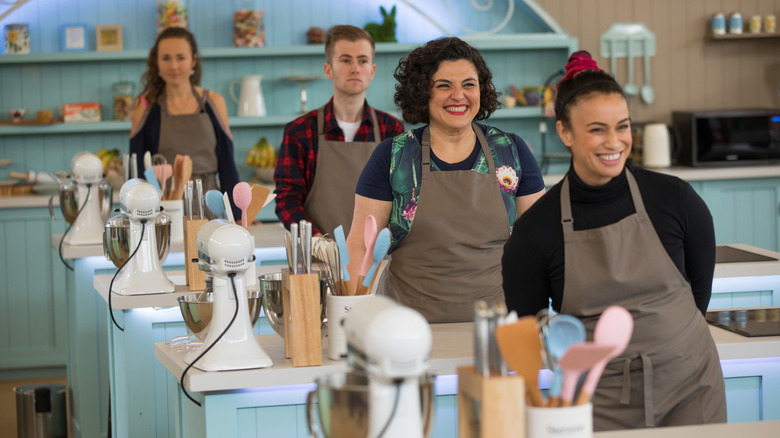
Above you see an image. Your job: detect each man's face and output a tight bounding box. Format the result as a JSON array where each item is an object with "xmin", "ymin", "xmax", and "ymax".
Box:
[{"xmin": 324, "ymin": 39, "xmax": 376, "ymax": 98}]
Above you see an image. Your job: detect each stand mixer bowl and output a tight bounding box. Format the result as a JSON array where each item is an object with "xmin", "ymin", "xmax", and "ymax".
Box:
[
  {"xmin": 259, "ymin": 272, "xmax": 328, "ymax": 338},
  {"xmin": 178, "ymin": 290, "xmax": 263, "ymax": 341},
  {"xmin": 306, "ymin": 371, "xmax": 435, "ymax": 438},
  {"xmin": 103, "ymin": 213, "xmax": 172, "ymax": 268},
  {"xmin": 59, "ymin": 180, "xmax": 113, "ymax": 224}
]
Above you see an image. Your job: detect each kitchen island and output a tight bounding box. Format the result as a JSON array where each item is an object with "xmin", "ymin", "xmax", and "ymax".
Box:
[
  {"xmin": 62, "ymin": 223, "xmax": 285, "ymax": 438},
  {"xmin": 152, "ymin": 320, "xmax": 780, "ymax": 437}
]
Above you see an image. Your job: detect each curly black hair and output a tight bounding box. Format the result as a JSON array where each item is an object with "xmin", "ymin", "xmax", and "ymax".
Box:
[{"xmin": 393, "ymin": 37, "xmax": 499, "ymax": 125}]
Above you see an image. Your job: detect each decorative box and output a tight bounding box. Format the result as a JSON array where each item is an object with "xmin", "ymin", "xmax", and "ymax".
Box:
[{"xmin": 62, "ymin": 103, "xmax": 102, "ymax": 123}]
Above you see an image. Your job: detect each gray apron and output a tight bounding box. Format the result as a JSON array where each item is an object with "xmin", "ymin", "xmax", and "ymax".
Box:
[
  {"xmin": 303, "ymin": 106, "xmax": 381, "ymax": 236},
  {"xmin": 559, "ymin": 170, "xmax": 727, "ymax": 430},
  {"xmin": 381, "ymin": 124, "xmax": 509, "ymax": 323},
  {"xmin": 158, "ymin": 86, "xmax": 219, "ymax": 193}
]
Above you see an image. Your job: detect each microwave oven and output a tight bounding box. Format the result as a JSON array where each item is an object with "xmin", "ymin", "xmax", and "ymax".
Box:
[{"xmin": 672, "ymin": 109, "xmax": 780, "ymax": 167}]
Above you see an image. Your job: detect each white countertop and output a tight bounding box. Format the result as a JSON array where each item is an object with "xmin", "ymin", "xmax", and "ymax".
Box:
[
  {"xmin": 594, "ymin": 420, "xmax": 780, "ymax": 437},
  {"xmin": 93, "ymin": 267, "xmax": 281, "ymax": 309},
  {"xmin": 154, "ymin": 323, "xmax": 474, "ymax": 393},
  {"xmin": 54, "ymin": 222, "xmax": 287, "ymax": 259},
  {"xmin": 152, "ymin": 320, "xmax": 780, "ymax": 393},
  {"xmin": 713, "ymin": 244, "xmax": 780, "ymax": 278},
  {"xmin": 542, "ymin": 164, "xmax": 780, "ymax": 187}
]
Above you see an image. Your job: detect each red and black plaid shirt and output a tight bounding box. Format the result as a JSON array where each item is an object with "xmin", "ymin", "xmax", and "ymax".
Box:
[{"xmin": 274, "ymin": 98, "xmax": 405, "ymax": 233}]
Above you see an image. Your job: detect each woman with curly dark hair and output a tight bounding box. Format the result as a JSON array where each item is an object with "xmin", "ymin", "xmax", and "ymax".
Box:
[
  {"xmin": 129, "ymin": 27, "xmax": 240, "ymax": 217},
  {"xmin": 346, "ymin": 37, "xmax": 545, "ymax": 323}
]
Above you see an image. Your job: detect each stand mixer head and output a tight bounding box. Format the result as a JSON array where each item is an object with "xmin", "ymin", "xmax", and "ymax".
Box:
[
  {"xmin": 341, "ymin": 296, "xmax": 432, "ymax": 438},
  {"xmin": 61, "ymin": 151, "xmax": 113, "ymax": 245},
  {"xmin": 103, "ymin": 178, "xmax": 175, "ymax": 295},
  {"xmin": 183, "ymin": 219, "xmax": 272, "ymax": 371}
]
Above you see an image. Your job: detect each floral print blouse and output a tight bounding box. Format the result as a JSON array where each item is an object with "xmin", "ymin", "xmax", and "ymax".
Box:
[{"xmin": 385, "ymin": 123, "xmax": 543, "ymax": 252}]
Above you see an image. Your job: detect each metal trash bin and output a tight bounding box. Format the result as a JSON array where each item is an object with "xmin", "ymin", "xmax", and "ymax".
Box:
[{"xmin": 14, "ymin": 383, "xmax": 67, "ymax": 438}]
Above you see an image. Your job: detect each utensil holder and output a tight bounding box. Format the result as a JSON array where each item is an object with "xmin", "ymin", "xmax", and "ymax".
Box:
[
  {"xmin": 457, "ymin": 366, "xmax": 525, "ymax": 438},
  {"xmin": 281, "ymin": 269, "xmax": 322, "ymax": 367},
  {"xmin": 183, "ymin": 217, "xmax": 208, "ymax": 290}
]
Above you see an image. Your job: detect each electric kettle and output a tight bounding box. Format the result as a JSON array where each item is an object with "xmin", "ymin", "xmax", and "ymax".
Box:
[
  {"xmin": 229, "ymin": 75, "xmax": 267, "ymax": 117},
  {"xmin": 642, "ymin": 123, "xmax": 672, "ymax": 168}
]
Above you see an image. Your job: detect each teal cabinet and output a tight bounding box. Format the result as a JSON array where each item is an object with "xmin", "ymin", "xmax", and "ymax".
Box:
[
  {"xmin": 0, "ymin": 206, "xmax": 67, "ymax": 376},
  {"xmin": 692, "ymin": 178, "xmax": 780, "ymax": 252}
]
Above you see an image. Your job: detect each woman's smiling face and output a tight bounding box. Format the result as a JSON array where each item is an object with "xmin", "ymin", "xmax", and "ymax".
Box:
[
  {"xmin": 427, "ymin": 59, "xmax": 480, "ymax": 133},
  {"xmin": 557, "ymin": 92, "xmax": 632, "ymax": 186}
]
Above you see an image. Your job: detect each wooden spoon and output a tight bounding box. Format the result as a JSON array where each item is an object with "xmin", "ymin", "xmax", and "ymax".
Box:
[
  {"xmin": 495, "ymin": 316, "xmax": 545, "ymax": 407},
  {"xmin": 244, "ymin": 184, "xmax": 271, "ymax": 227}
]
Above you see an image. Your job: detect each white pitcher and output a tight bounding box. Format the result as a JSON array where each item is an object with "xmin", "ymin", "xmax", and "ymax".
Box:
[{"xmin": 230, "ymin": 75, "xmax": 267, "ymax": 117}]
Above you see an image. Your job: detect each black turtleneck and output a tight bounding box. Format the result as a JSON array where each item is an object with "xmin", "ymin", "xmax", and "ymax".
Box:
[{"xmin": 502, "ymin": 165, "xmax": 715, "ymax": 316}]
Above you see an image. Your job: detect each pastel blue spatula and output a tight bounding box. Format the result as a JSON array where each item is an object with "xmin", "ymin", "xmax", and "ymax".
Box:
[
  {"xmin": 333, "ymin": 225, "xmax": 350, "ymax": 282},
  {"xmin": 546, "ymin": 314, "xmax": 585, "ymax": 407},
  {"xmin": 144, "ymin": 168, "xmax": 162, "ymax": 193},
  {"xmin": 362, "ymin": 227, "xmax": 390, "ymax": 289},
  {"xmin": 204, "ymin": 190, "xmax": 225, "ymax": 219}
]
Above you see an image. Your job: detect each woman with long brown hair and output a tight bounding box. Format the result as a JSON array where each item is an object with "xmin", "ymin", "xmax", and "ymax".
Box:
[{"xmin": 130, "ymin": 27, "xmax": 239, "ymax": 217}]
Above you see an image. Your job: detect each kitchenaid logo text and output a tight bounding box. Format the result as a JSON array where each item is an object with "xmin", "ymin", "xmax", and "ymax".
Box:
[{"xmin": 547, "ymin": 424, "xmax": 585, "ymax": 435}]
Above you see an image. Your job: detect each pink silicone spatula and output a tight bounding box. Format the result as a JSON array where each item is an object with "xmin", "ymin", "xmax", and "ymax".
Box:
[
  {"xmin": 232, "ymin": 182, "xmax": 252, "ymax": 229},
  {"xmin": 355, "ymin": 215, "xmax": 377, "ymax": 295},
  {"xmin": 575, "ymin": 305, "xmax": 634, "ymax": 405},
  {"xmin": 559, "ymin": 342, "xmax": 614, "ymax": 407}
]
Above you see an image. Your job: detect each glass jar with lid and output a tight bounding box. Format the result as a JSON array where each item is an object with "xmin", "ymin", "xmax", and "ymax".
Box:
[{"xmin": 112, "ymin": 79, "xmax": 135, "ymax": 121}]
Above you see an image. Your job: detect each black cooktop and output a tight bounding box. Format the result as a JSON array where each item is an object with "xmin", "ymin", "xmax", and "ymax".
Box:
[
  {"xmin": 715, "ymin": 246, "xmax": 777, "ymax": 263},
  {"xmin": 705, "ymin": 307, "xmax": 780, "ymax": 337}
]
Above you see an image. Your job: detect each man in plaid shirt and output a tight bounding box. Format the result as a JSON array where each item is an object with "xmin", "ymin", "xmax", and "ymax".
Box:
[{"xmin": 274, "ymin": 25, "xmax": 404, "ymax": 236}]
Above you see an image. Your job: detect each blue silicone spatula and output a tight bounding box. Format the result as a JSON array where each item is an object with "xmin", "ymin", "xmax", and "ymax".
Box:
[{"xmin": 204, "ymin": 190, "xmax": 224, "ymax": 219}]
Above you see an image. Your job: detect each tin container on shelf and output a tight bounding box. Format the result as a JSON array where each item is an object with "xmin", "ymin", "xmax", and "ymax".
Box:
[
  {"xmin": 4, "ymin": 23, "xmax": 30, "ymax": 54},
  {"xmin": 233, "ymin": 9, "xmax": 265, "ymax": 47},
  {"xmin": 157, "ymin": 0, "xmax": 188, "ymax": 33},
  {"xmin": 765, "ymin": 14, "xmax": 777, "ymax": 33},
  {"xmin": 112, "ymin": 80, "xmax": 135, "ymax": 121}
]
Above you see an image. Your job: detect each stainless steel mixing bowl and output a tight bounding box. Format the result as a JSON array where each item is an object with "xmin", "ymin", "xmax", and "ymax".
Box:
[
  {"xmin": 306, "ymin": 371, "xmax": 435, "ymax": 438},
  {"xmin": 103, "ymin": 213, "xmax": 172, "ymax": 268},
  {"xmin": 58, "ymin": 180, "xmax": 113, "ymax": 224},
  {"xmin": 260, "ymin": 272, "xmax": 328, "ymax": 339},
  {"xmin": 178, "ymin": 290, "xmax": 263, "ymax": 342}
]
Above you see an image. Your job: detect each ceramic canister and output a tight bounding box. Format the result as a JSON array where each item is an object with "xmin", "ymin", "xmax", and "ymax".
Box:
[
  {"xmin": 729, "ymin": 12, "xmax": 743, "ymax": 34},
  {"xmin": 4, "ymin": 23, "xmax": 30, "ymax": 54},
  {"xmin": 711, "ymin": 13, "xmax": 726, "ymax": 35}
]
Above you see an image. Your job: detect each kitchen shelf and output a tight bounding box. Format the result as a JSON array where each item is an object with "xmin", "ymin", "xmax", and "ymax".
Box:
[
  {"xmin": 0, "ymin": 108, "xmax": 548, "ymax": 136},
  {"xmin": 709, "ymin": 32, "xmax": 780, "ymax": 40},
  {"xmin": 0, "ymin": 35, "xmax": 575, "ymax": 65}
]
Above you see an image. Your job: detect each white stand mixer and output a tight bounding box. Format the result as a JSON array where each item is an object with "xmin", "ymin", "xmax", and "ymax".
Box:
[
  {"xmin": 63, "ymin": 152, "xmax": 108, "ymax": 245},
  {"xmin": 343, "ymin": 296, "xmax": 432, "ymax": 438},
  {"xmin": 184, "ymin": 219, "xmax": 272, "ymax": 371},
  {"xmin": 110, "ymin": 179, "xmax": 175, "ymax": 295}
]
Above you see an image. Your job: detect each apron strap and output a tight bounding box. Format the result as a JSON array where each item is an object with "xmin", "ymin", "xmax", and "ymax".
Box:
[
  {"xmin": 421, "ymin": 123, "xmax": 493, "ymax": 172},
  {"xmin": 194, "ymin": 85, "xmax": 207, "ymax": 113},
  {"xmin": 560, "ymin": 176, "xmax": 574, "ymax": 234},
  {"xmin": 317, "ymin": 105, "xmax": 380, "ymax": 142},
  {"xmin": 619, "ymin": 354, "xmax": 655, "ymax": 427},
  {"xmin": 158, "ymin": 86, "xmax": 205, "ymax": 115}
]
